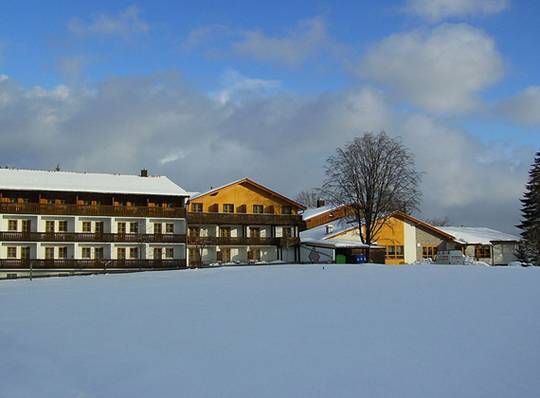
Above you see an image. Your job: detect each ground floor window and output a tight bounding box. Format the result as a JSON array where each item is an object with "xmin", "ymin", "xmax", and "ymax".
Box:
[
  {"xmin": 422, "ymin": 246, "xmax": 438, "ymax": 259},
  {"xmin": 475, "ymin": 245, "xmax": 491, "ymax": 258},
  {"xmin": 385, "ymin": 245, "xmax": 404, "ymax": 259},
  {"xmin": 7, "ymin": 246, "xmax": 17, "ymax": 258},
  {"xmin": 82, "ymin": 247, "xmax": 91, "ymax": 259},
  {"xmin": 130, "ymin": 247, "xmax": 139, "ymax": 259},
  {"xmin": 165, "ymin": 248, "xmax": 174, "ymax": 258},
  {"xmin": 248, "ymin": 248, "xmax": 261, "ymax": 261}
]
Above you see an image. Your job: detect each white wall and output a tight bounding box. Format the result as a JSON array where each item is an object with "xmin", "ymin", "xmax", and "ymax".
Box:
[{"xmin": 403, "ymin": 220, "xmax": 417, "ymax": 264}]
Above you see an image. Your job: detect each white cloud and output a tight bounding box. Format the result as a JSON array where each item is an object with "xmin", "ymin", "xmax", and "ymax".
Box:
[
  {"xmin": 68, "ymin": 5, "xmax": 149, "ymax": 37},
  {"xmin": 359, "ymin": 23, "xmax": 504, "ymax": 114},
  {"xmin": 232, "ymin": 17, "xmax": 330, "ymax": 67},
  {"xmin": 496, "ymin": 86, "xmax": 540, "ymax": 126},
  {"xmin": 405, "ymin": 0, "xmax": 509, "ymax": 22},
  {"xmin": 0, "ymin": 73, "xmax": 529, "ymax": 232},
  {"xmin": 183, "ymin": 17, "xmax": 343, "ymax": 68},
  {"xmin": 211, "ymin": 69, "xmax": 281, "ymax": 105}
]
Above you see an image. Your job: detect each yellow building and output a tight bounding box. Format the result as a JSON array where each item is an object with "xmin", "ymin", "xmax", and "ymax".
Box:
[{"xmin": 187, "ymin": 178, "xmax": 305, "ymax": 266}]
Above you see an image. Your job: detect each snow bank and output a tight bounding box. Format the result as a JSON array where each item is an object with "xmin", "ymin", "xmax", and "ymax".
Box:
[{"xmin": 1, "ymin": 265, "xmax": 539, "ymax": 398}]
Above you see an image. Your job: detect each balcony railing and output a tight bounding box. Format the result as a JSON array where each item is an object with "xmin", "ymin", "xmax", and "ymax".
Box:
[
  {"xmin": 188, "ymin": 212, "xmax": 303, "ymax": 226},
  {"xmin": 0, "ymin": 202, "xmax": 186, "ymax": 219},
  {"xmin": 0, "ymin": 232, "xmax": 186, "ymax": 243},
  {"xmin": 0, "ymin": 259, "xmax": 186, "ymax": 269},
  {"xmin": 187, "ymin": 236, "xmax": 300, "ymax": 247}
]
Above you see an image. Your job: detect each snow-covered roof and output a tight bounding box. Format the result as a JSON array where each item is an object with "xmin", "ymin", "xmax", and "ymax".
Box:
[
  {"xmin": 302, "ymin": 239, "xmax": 375, "ymax": 249},
  {"xmin": 0, "ymin": 168, "xmax": 189, "ymax": 197},
  {"xmin": 438, "ymin": 226, "xmax": 520, "ymax": 245},
  {"xmin": 302, "ymin": 204, "xmax": 342, "ymax": 220},
  {"xmin": 300, "ymin": 218, "xmax": 358, "ymax": 241}
]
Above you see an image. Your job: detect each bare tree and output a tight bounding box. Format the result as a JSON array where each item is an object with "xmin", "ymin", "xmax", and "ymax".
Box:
[
  {"xmin": 426, "ymin": 216, "xmax": 450, "ymax": 226},
  {"xmin": 295, "ymin": 189, "xmax": 322, "ymax": 208},
  {"xmin": 321, "ymin": 132, "xmax": 422, "ymax": 256}
]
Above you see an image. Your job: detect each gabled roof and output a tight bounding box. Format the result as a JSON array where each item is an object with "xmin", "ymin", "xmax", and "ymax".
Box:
[
  {"xmin": 438, "ymin": 226, "xmax": 520, "ymax": 245},
  {"xmin": 0, "ymin": 168, "xmax": 188, "ymax": 197},
  {"xmin": 300, "ymin": 218, "xmax": 358, "ymax": 241},
  {"xmin": 188, "ymin": 177, "xmax": 306, "ymax": 209},
  {"xmin": 391, "ymin": 211, "xmax": 456, "ymax": 240}
]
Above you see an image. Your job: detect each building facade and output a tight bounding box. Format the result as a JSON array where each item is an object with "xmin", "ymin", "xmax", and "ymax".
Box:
[
  {"xmin": 187, "ymin": 178, "xmax": 305, "ymax": 266},
  {"xmin": 0, "ymin": 169, "xmax": 189, "ymax": 278}
]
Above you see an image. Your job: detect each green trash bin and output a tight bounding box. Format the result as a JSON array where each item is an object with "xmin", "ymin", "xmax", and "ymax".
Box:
[{"xmin": 336, "ymin": 254, "xmax": 347, "ymax": 264}]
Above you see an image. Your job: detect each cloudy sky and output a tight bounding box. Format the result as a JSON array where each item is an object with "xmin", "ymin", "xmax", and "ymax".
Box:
[{"xmin": 0, "ymin": 0, "xmax": 539, "ymax": 232}]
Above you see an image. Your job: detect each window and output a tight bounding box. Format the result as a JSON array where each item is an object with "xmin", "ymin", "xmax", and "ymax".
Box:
[
  {"xmin": 21, "ymin": 247, "xmax": 30, "ymax": 260},
  {"xmin": 253, "ymin": 204, "xmax": 264, "ymax": 214},
  {"xmin": 475, "ymin": 245, "xmax": 491, "ymax": 259},
  {"xmin": 283, "ymin": 227, "xmax": 293, "ymax": 238},
  {"xmin": 422, "ymin": 246, "xmax": 438, "ymax": 259},
  {"xmin": 22, "ymin": 220, "xmax": 31, "ymax": 233},
  {"xmin": 45, "ymin": 220, "xmax": 55, "ymax": 233},
  {"xmin": 95, "ymin": 222, "xmax": 104, "ymax": 234},
  {"xmin": 219, "ymin": 227, "xmax": 231, "ymax": 238},
  {"xmin": 191, "ymin": 203, "xmax": 203, "ymax": 212},
  {"xmin": 82, "ymin": 221, "xmax": 92, "ymax": 233},
  {"xmin": 250, "ymin": 227, "xmax": 260, "ymax": 238},
  {"xmin": 281, "ymin": 206, "xmax": 292, "ymax": 215},
  {"xmin": 154, "ymin": 248, "xmax": 163, "ymax": 260},
  {"xmin": 58, "ymin": 247, "xmax": 67, "ymax": 259},
  {"xmin": 7, "ymin": 247, "xmax": 17, "ymax": 258},
  {"xmin": 153, "ymin": 223, "xmax": 162, "ymax": 235},
  {"xmin": 130, "ymin": 247, "xmax": 139, "ymax": 259},
  {"xmin": 58, "ymin": 221, "xmax": 67, "ymax": 232},
  {"xmin": 8, "ymin": 220, "xmax": 18, "ymax": 231},
  {"xmin": 188, "ymin": 226, "xmax": 200, "ymax": 237},
  {"xmin": 45, "ymin": 247, "xmax": 55, "ymax": 260},
  {"xmin": 223, "ymin": 204, "xmax": 234, "ymax": 213},
  {"xmin": 94, "ymin": 247, "xmax": 104, "ymax": 259},
  {"xmin": 117, "ymin": 248, "xmax": 126, "ymax": 260},
  {"xmin": 82, "ymin": 247, "xmax": 91, "ymax": 259},
  {"xmin": 385, "ymin": 245, "xmax": 404, "ymax": 259},
  {"xmin": 165, "ymin": 248, "xmax": 174, "ymax": 258},
  {"xmin": 166, "ymin": 223, "xmax": 174, "ymax": 233},
  {"xmin": 118, "ymin": 222, "xmax": 126, "ymax": 234},
  {"xmin": 130, "ymin": 222, "xmax": 139, "ymax": 234}
]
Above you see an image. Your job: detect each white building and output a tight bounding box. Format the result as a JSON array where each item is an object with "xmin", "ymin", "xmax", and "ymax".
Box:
[{"xmin": 0, "ymin": 168, "xmax": 189, "ymax": 278}]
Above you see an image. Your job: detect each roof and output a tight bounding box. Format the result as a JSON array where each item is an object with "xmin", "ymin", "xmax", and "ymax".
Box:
[
  {"xmin": 392, "ymin": 211, "xmax": 456, "ymax": 240},
  {"xmin": 438, "ymin": 226, "xmax": 521, "ymax": 245},
  {"xmin": 302, "ymin": 239, "xmax": 379, "ymax": 249},
  {"xmin": 300, "ymin": 218, "xmax": 359, "ymax": 241},
  {"xmin": 302, "ymin": 204, "xmax": 343, "ymax": 220},
  {"xmin": 0, "ymin": 168, "xmax": 189, "ymax": 197},
  {"xmin": 189, "ymin": 177, "xmax": 306, "ymax": 209}
]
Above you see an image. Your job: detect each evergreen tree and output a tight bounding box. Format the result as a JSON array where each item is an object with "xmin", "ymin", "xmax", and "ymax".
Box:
[{"xmin": 517, "ymin": 150, "xmax": 540, "ymax": 265}]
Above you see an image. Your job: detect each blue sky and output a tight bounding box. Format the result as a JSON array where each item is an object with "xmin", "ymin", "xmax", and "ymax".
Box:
[{"xmin": 0, "ymin": 0, "xmax": 539, "ymax": 230}]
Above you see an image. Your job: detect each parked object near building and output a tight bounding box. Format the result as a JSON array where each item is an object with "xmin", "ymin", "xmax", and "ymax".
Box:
[
  {"xmin": 0, "ymin": 168, "xmax": 189, "ymax": 278},
  {"xmin": 186, "ymin": 178, "xmax": 305, "ymax": 266}
]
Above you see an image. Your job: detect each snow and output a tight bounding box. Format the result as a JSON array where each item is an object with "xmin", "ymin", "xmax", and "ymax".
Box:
[
  {"xmin": 438, "ymin": 226, "xmax": 520, "ymax": 245},
  {"xmin": 1, "ymin": 264, "xmax": 539, "ymax": 398},
  {"xmin": 0, "ymin": 168, "xmax": 188, "ymax": 196},
  {"xmin": 301, "ymin": 204, "xmax": 341, "ymax": 220},
  {"xmin": 300, "ymin": 217, "xmax": 356, "ymax": 241}
]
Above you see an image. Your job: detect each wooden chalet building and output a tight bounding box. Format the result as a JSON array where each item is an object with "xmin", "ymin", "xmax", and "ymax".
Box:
[
  {"xmin": 0, "ymin": 168, "xmax": 189, "ymax": 278},
  {"xmin": 187, "ymin": 178, "xmax": 305, "ymax": 266}
]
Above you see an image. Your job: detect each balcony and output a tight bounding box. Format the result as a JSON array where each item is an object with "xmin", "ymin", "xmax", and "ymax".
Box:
[
  {"xmin": 0, "ymin": 259, "xmax": 186, "ymax": 269},
  {"xmin": 188, "ymin": 212, "xmax": 303, "ymax": 226},
  {"xmin": 0, "ymin": 232, "xmax": 186, "ymax": 243},
  {"xmin": 187, "ymin": 236, "xmax": 300, "ymax": 247},
  {"xmin": 0, "ymin": 202, "xmax": 186, "ymax": 219}
]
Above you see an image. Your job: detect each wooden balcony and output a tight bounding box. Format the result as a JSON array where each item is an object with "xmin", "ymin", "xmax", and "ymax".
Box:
[
  {"xmin": 0, "ymin": 202, "xmax": 186, "ymax": 219},
  {"xmin": 187, "ymin": 212, "xmax": 303, "ymax": 226},
  {"xmin": 187, "ymin": 236, "xmax": 300, "ymax": 247},
  {"xmin": 0, "ymin": 259, "xmax": 186, "ymax": 269},
  {"xmin": 0, "ymin": 232, "xmax": 186, "ymax": 243}
]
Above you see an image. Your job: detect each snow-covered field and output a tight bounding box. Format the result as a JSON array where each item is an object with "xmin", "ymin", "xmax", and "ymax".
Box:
[{"xmin": 1, "ymin": 264, "xmax": 539, "ymax": 398}]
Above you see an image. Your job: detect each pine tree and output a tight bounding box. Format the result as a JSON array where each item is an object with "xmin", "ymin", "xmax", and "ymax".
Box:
[{"xmin": 517, "ymin": 150, "xmax": 540, "ymax": 265}]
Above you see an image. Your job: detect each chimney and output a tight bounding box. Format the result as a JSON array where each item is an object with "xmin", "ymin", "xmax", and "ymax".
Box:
[
  {"xmin": 140, "ymin": 169, "xmax": 148, "ymax": 177},
  {"xmin": 316, "ymin": 199, "xmax": 326, "ymax": 208},
  {"xmin": 326, "ymin": 224, "xmax": 334, "ymax": 234}
]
